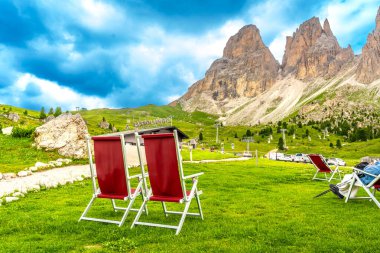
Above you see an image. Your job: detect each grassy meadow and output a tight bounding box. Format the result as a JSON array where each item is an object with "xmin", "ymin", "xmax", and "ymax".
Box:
[
  {"xmin": 1, "ymin": 159, "xmax": 380, "ymax": 252},
  {"xmin": 1, "ymin": 103, "xmax": 379, "ymax": 173}
]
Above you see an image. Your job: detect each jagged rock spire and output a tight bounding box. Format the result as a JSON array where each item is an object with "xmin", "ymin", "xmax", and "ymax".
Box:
[{"xmin": 356, "ymin": 6, "xmax": 380, "ymax": 83}]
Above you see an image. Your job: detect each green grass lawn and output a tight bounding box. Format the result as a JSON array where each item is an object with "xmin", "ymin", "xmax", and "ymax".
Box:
[
  {"xmin": 1, "ymin": 159, "xmax": 379, "ymax": 252},
  {"xmin": 181, "ymin": 148, "xmax": 236, "ymax": 161},
  {"xmin": 0, "ymin": 135, "xmax": 63, "ymax": 173}
]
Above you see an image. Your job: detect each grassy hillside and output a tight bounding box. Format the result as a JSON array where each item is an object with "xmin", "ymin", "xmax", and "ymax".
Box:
[{"xmin": 0, "ymin": 103, "xmax": 379, "ymax": 173}]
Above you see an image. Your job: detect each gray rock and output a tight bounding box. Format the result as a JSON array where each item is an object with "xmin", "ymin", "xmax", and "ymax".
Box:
[
  {"xmin": 1, "ymin": 126, "xmax": 13, "ymax": 135},
  {"xmin": 3, "ymin": 173, "xmax": 16, "ymax": 180},
  {"xmin": 0, "ymin": 172, "xmax": 3, "ymax": 180},
  {"xmin": 17, "ymin": 171, "xmax": 28, "ymax": 177},
  {"xmin": 35, "ymin": 162, "xmax": 49, "ymax": 169},
  {"xmin": 7, "ymin": 112, "xmax": 20, "ymax": 122},
  {"xmin": 34, "ymin": 113, "xmax": 89, "ymax": 158},
  {"xmin": 5, "ymin": 197, "xmax": 19, "ymax": 203},
  {"xmin": 12, "ymin": 192, "xmax": 24, "ymax": 198}
]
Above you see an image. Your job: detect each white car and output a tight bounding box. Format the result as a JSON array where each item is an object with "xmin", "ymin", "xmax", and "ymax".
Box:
[
  {"xmin": 293, "ymin": 153, "xmax": 310, "ymax": 163},
  {"xmin": 327, "ymin": 158, "xmax": 346, "ymax": 166}
]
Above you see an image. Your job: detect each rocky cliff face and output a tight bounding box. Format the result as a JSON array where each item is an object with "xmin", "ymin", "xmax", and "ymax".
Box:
[
  {"xmin": 181, "ymin": 25, "xmax": 279, "ymax": 102},
  {"xmin": 174, "ymin": 9, "xmax": 380, "ymax": 125},
  {"xmin": 356, "ymin": 7, "xmax": 380, "ymax": 84},
  {"xmin": 282, "ymin": 17, "xmax": 354, "ymax": 79}
]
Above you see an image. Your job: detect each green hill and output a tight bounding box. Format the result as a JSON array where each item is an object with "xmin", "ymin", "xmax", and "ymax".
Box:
[{"xmin": 0, "ymin": 103, "xmax": 379, "ymax": 173}]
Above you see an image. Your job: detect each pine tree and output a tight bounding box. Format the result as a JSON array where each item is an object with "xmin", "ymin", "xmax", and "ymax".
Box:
[
  {"xmin": 23, "ymin": 110, "xmax": 28, "ymax": 116},
  {"xmin": 199, "ymin": 132, "xmax": 203, "ymax": 141},
  {"xmin": 278, "ymin": 137, "xmax": 284, "ymax": 150},
  {"xmin": 246, "ymin": 129, "xmax": 252, "ymax": 137},
  {"xmin": 39, "ymin": 107, "xmax": 46, "ymax": 119},
  {"xmin": 336, "ymin": 139, "xmax": 342, "ymax": 149},
  {"xmin": 234, "ymin": 133, "xmax": 238, "ymax": 138},
  {"xmin": 54, "ymin": 107, "xmax": 62, "ymax": 117},
  {"xmin": 329, "ymin": 142, "xmax": 334, "ymax": 148},
  {"xmin": 48, "ymin": 107, "xmax": 54, "ymax": 115}
]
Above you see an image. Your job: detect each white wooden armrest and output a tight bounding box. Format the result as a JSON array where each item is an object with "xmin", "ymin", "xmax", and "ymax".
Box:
[
  {"xmin": 183, "ymin": 172, "xmax": 204, "ymax": 180},
  {"xmin": 353, "ymin": 168, "xmax": 377, "ymax": 178},
  {"xmin": 129, "ymin": 173, "xmax": 149, "ymax": 179}
]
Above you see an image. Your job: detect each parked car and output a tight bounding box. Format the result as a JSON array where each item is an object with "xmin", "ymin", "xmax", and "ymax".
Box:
[
  {"xmin": 279, "ymin": 154, "xmax": 293, "ymax": 162},
  {"xmin": 292, "ymin": 153, "xmax": 310, "ymax": 163},
  {"xmin": 327, "ymin": 158, "xmax": 346, "ymax": 166}
]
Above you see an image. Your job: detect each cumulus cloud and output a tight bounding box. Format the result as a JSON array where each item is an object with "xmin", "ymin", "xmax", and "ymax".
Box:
[
  {"xmin": 0, "ymin": 0, "xmax": 377, "ymax": 110},
  {"xmin": 317, "ymin": 0, "xmax": 379, "ymax": 52},
  {"xmin": 7, "ymin": 73, "xmax": 107, "ymax": 111}
]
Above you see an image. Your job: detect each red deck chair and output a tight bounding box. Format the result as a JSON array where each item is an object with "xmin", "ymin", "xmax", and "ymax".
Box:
[
  {"xmin": 345, "ymin": 168, "xmax": 380, "ymax": 208},
  {"xmin": 132, "ymin": 130, "xmax": 204, "ymax": 235},
  {"xmin": 79, "ymin": 135, "xmax": 145, "ymax": 226},
  {"xmin": 308, "ymin": 154, "xmax": 341, "ymax": 181}
]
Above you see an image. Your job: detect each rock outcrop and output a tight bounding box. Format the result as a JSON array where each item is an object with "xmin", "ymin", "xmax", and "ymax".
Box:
[
  {"xmin": 180, "ymin": 25, "xmax": 279, "ymax": 102},
  {"xmin": 356, "ymin": 7, "xmax": 380, "ymax": 83},
  {"xmin": 282, "ymin": 17, "xmax": 354, "ymax": 79},
  {"xmin": 34, "ymin": 113, "xmax": 89, "ymax": 158},
  {"xmin": 7, "ymin": 112, "xmax": 20, "ymax": 122}
]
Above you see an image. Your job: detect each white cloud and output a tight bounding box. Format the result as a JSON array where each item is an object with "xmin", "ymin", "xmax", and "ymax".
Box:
[
  {"xmin": 317, "ymin": 0, "xmax": 379, "ymax": 51},
  {"xmin": 12, "ymin": 73, "xmax": 108, "ymax": 110},
  {"xmin": 78, "ymin": 0, "xmax": 125, "ymax": 32},
  {"xmin": 165, "ymin": 94, "xmax": 180, "ymax": 103}
]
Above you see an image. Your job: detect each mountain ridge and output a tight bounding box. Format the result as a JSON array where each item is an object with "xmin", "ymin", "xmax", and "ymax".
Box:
[{"xmin": 174, "ymin": 7, "xmax": 380, "ymax": 126}]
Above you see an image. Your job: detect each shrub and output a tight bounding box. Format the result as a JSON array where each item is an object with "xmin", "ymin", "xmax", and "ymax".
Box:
[{"xmin": 11, "ymin": 126, "xmax": 36, "ymax": 138}]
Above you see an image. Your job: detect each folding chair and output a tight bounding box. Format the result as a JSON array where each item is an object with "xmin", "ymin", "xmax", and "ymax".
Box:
[
  {"xmin": 308, "ymin": 154, "xmax": 341, "ymax": 182},
  {"xmin": 132, "ymin": 130, "xmax": 204, "ymax": 235},
  {"xmin": 345, "ymin": 168, "xmax": 380, "ymax": 208},
  {"xmin": 79, "ymin": 135, "xmax": 145, "ymax": 226}
]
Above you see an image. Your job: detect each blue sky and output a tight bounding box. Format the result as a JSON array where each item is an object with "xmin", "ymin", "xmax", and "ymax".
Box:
[{"xmin": 0, "ymin": 0, "xmax": 378, "ymax": 111}]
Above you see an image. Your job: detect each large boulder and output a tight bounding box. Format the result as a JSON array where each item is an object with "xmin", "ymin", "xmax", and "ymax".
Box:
[
  {"xmin": 34, "ymin": 113, "xmax": 89, "ymax": 158},
  {"xmin": 1, "ymin": 126, "xmax": 13, "ymax": 135},
  {"xmin": 8, "ymin": 112, "xmax": 20, "ymax": 122}
]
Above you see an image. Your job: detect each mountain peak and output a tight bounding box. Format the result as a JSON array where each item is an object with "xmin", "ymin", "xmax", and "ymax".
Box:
[
  {"xmin": 323, "ymin": 19, "xmax": 333, "ymax": 36},
  {"xmin": 356, "ymin": 6, "xmax": 380, "ymax": 83},
  {"xmin": 223, "ymin": 24, "xmax": 265, "ymax": 59},
  {"xmin": 282, "ymin": 15, "xmax": 353, "ymax": 79}
]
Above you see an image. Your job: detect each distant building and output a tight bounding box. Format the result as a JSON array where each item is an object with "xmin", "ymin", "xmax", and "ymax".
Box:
[{"xmin": 98, "ymin": 126, "xmax": 188, "ymax": 144}]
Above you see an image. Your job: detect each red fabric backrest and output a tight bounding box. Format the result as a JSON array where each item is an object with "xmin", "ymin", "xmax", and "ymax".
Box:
[
  {"xmin": 92, "ymin": 136, "xmax": 128, "ymax": 197},
  {"xmin": 142, "ymin": 133, "xmax": 183, "ymax": 199},
  {"xmin": 308, "ymin": 154, "xmax": 331, "ymax": 172}
]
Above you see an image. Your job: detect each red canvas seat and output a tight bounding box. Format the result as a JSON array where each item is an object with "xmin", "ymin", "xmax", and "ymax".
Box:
[
  {"xmin": 308, "ymin": 154, "xmax": 341, "ymax": 181},
  {"xmin": 131, "ymin": 130, "xmax": 204, "ymax": 235},
  {"xmin": 79, "ymin": 135, "xmax": 145, "ymax": 226}
]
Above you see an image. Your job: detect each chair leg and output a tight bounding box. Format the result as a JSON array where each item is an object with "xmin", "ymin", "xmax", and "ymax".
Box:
[
  {"xmin": 79, "ymin": 195, "xmax": 96, "ymax": 221},
  {"xmin": 119, "ymin": 197, "xmax": 136, "ymax": 227},
  {"xmin": 328, "ymin": 170, "xmax": 336, "ymax": 182},
  {"xmin": 162, "ymin": 202, "xmax": 168, "ymax": 217},
  {"xmin": 362, "ymin": 186, "xmax": 380, "ymax": 208},
  {"xmin": 176, "ymin": 200, "xmax": 192, "ymax": 235},
  {"xmin": 345, "ymin": 178, "xmax": 356, "ymax": 203},
  {"xmin": 312, "ymin": 170, "xmax": 319, "ymax": 180},
  {"xmin": 111, "ymin": 199, "xmax": 117, "ymax": 212},
  {"xmin": 195, "ymin": 189, "xmax": 204, "ymax": 220},
  {"xmin": 141, "ymin": 193, "xmax": 149, "ymax": 216},
  {"xmin": 131, "ymin": 198, "xmax": 148, "ymax": 229}
]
